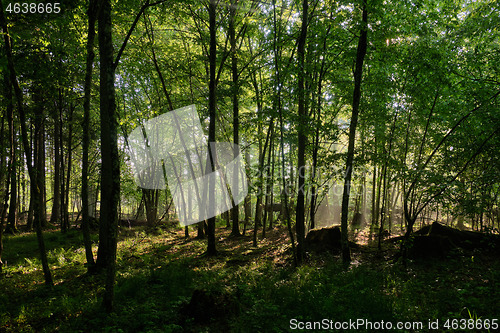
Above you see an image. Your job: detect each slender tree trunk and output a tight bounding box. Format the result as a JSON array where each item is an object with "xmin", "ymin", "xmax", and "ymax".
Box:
[
  {"xmin": 369, "ymin": 162, "xmax": 377, "ymax": 239},
  {"xmin": 81, "ymin": 0, "xmax": 97, "ymax": 269},
  {"xmin": 5, "ymin": 69, "xmax": 17, "ymax": 234},
  {"xmin": 58, "ymin": 90, "xmax": 68, "ymax": 232},
  {"xmin": 268, "ymin": 139, "xmax": 275, "ymax": 230},
  {"xmin": 33, "ymin": 90, "xmax": 47, "ymax": 229},
  {"xmin": 50, "ymin": 104, "xmax": 61, "ymax": 225},
  {"xmin": 6, "ymin": 160, "xmax": 17, "ymax": 234},
  {"xmin": 206, "ymin": 0, "xmax": 218, "ymax": 256},
  {"xmin": 39, "ymin": 124, "xmax": 47, "ymax": 227},
  {"xmin": 262, "ymin": 131, "xmax": 274, "ymax": 238},
  {"xmin": 243, "ymin": 149, "xmax": 251, "ymax": 235},
  {"xmin": 340, "ymin": 0, "xmax": 368, "ymax": 266},
  {"xmin": 295, "ymin": 0, "xmax": 309, "ymax": 264},
  {"xmin": 63, "ymin": 105, "xmax": 74, "ymax": 231},
  {"xmin": 229, "ymin": 0, "xmax": 241, "ymax": 237},
  {"xmin": 378, "ymin": 115, "xmax": 397, "ymax": 248},
  {"xmin": 253, "ymin": 118, "xmax": 273, "ymax": 246},
  {"xmin": 0, "ymin": 77, "xmax": 13, "ymax": 271}
]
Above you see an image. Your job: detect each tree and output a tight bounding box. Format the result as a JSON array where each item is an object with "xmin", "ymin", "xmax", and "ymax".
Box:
[
  {"xmin": 5, "ymin": 69, "xmax": 17, "ymax": 235},
  {"xmin": 340, "ymin": 0, "xmax": 368, "ymax": 266},
  {"xmin": 295, "ymin": 0, "xmax": 309, "ymax": 264},
  {"xmin": 229, "ymin": 0, "xmax": 241, "ymax": 237},
  {"xmin": 96, "ymin": 0, "xmax": 120, "ymax": 311},
  {"xmin": 81, "ymin": 0, "xmax": 98, "ymax": 270},
  {"xmin": 0, "ymin": 0, "xmax": 53, "ymax": 286},
  {"xmin": 206, "ymin": 0, "xmax": 218, "ymax": 256}
]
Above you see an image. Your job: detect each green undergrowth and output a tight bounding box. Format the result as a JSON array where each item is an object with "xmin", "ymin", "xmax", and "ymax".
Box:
[{"xmin": 1, "ymin": 225, "xmax": 499, "ymax": 332}]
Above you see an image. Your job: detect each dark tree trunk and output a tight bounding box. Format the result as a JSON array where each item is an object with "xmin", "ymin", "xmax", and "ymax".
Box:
[
  {"xmin": 6, "ymin": 160, "xmax": 17, "ymax": 234},
  {"xmin": 96, "ymin": 0, "xmax": 120, "ymax": 312},
  {"xmin": 81, "ymin": 0, "xmax": 97, "ymax": 269},
  {"xmin": 262, "ymin": 129, "xmax": 274, "ymax": 238},
  {"xmin": 39, "ymin": 125, "xmax": 47, "ymax": 227},
  {"xmin": 253, "ymin": 118, "xmax": 273, "ymax": 247},
  {"xmin": 295, "ymin": 0, "xmax": 308, "ymax": 264},
  {"xmin": 27, "ymin": 189, "xmax": 34, "ymax": 230},
  {"xmin": 144, "ymin": 188, "xmax": 159, "ymax": 227},
  {"xmin": 369, "ymin": 162, "xmax": 377, "ymax": 240},
  {"xmin": 268, "ymin": 144, "xmax": 275, "ymax": 230},
  {"xmin": 1, "ymin": 72, "xmax": 13, "ymax": 272},
  {"xmin": 58, "ymin": 90, "xmax": 68, "ymax": 232},
  {"xmin": 229, "ymin": 0, "xmax": 241, "ymax": 237},
  {"xmin": 196, "ymin": 222, "xmax": 205, "ymax": 239},
  {"xmin": 5, "ymin": 69, "xmax": 17, "ymax": 234},
  {"xmin": 206, "ymin": 0, "xmax": 218, "ymax": 256},
  {"xmin": 340, "ymin": 0, "xmax": 368, "ymax": 266},
  {"xmin": 50, "ymin": 102, "xmax": 61, "ymax": 225},
  {"xmin": 243, "ymin": 149, "xmax": 251, "ymax": 236},
  {"xmin": 33, "ymin": 90, "xmax": 47, "ymax": 229},
  {"xmin": 378, "ymin": 115, "xmax": 397, "ymax": 249},
  {"xmin": 62, "ymin": 105, "xmax": 74, "ymax": 232}
]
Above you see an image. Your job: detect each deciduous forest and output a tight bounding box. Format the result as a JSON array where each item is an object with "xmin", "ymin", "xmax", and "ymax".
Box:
[{"xmin": 1, "ymin": 0, "xmax": 499, "ymax": 331}]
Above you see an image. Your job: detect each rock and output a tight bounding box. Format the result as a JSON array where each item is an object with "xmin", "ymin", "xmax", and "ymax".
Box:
[
  {"xmin": 414, "ymin": 222, "xmax": 499, "ymax": 250},
  {"xmin": 305, "ymin": 226, "xmax": 341, "ymax": 252},
  {"xmin": 400, "ymin": 222, "xmax": 500, "ymax": 259},
  {"xmin": 407, "ymin": 235, "xmax": 455, "ymax": 259}
]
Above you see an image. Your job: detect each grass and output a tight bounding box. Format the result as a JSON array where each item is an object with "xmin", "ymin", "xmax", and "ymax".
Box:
[{"xmin": 1, "ymin": 224, "xmax": 499, "ymax": 332}]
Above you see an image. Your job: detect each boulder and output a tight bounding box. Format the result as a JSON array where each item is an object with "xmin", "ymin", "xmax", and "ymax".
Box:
[{"xmin": 305, "ymin": 226, "xmax": 341, "ymax": 252}]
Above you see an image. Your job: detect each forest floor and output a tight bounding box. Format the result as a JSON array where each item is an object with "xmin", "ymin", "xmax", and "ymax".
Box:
[{"xmin": 0, "ymin": 222, "xmax": 499, "ymax": 332}]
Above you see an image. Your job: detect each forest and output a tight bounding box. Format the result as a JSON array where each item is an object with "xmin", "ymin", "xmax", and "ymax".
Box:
[{"xmin": 0, "ymin": 0, "xmax": 499, "ymax": 331}]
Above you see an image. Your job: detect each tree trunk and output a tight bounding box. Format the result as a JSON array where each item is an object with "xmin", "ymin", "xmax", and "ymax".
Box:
[
  {"xmin": 206, "ymin": 0, "xmax": 218, "ymax": 256},
  {"xmin": 229, "ymin": 0, "xmax": 241, "ymax": 237},
  {"xmin": 262, "ymin": 127, "xmax": 274, "ymax": 239},
  {"xmin": 243, "ymin": 149, "xmax": 251, "ymax": 235},
  {"xmin": 272, "ymin": 0, "xmax": 296, "ymax": 266},
  {"xmin": 268, "ymin": 140, "xmax": 275, "ymax": 230},
  {"xmin": 39, "ymin": 124, "xmax": 47, "ymax": 227},
  {"xmin": 5, "ymin": 69, "xmax": 17, "ymax": 234},
  {"xmin": 253, "ymin": 118, "xmax": 273, "ymax": 246},
  {"xmin": 144, "ymin": 189, "xmax": 159, "ymax": 227},
  {"xmin": 96, "ymin": 0, "xmax": 120, "ymax": 312},
  {"xmin": 50, "ymin": 100, "xmax": 61, "ymax": 225},
  {"xmin": 58, "ymin": 91, "xmax": 67, "ymax": 232},
  {"xmin": 295, "ymin": 0, "xmax": 309, "ymax": 264},
  {"xmin": 309, "ymin": 41, "xmax": 328, "ymax": 230},
  {"xmin": 369, "ymin": 162, "xmax": 377, "ymax": 240},
  {"xmin": 340, "ymin": 0, "xmax": 368, "ymax": 266},
  {"xmin": 81, "ymin": 0, "xmax": 97, "ymax": 269},
  {"xmin": 0, "ymin": 75, "xmax": 13, "ymax": 271},
  {"xmin": 63, "ymin": 105, "xmax": 74, "ymax": 232},
  {"xmin": 196, "ymin": 222, "xmax": 205, "ymax": 239},
  {"xmin": 33, "ymin": 90, "xmax": 47, "ymax": 229}
]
